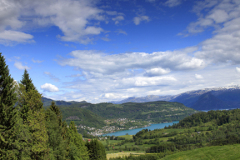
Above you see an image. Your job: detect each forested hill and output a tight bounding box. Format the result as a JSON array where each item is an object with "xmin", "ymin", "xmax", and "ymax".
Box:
[
  {"xmin": 108, "ymin": 109, "xmax": 240, "ymax": 160},
  {"xmin": 84, "ymin": 101, "xmax": 197, "ymax": 123},
  {"xmin": 44, "ymin": 99, "xmax": 198, "ymax": 128}
]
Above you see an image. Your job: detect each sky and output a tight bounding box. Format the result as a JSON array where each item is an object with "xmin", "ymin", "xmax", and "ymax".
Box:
[{"xmin": 1, "ymin": 0, "xmax": 240, "ymax": 103}]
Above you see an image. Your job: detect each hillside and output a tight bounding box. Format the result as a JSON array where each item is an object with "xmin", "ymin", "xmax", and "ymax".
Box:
[
  {"xmin": 43, "ymin": 98, "xmax": 198, "ymax": 136},
  {"xmin": 162, "ymin": 144, "xmax": 240, "ymax": 160},
  {"xmin": 105, "ymin": 109, "xmax": 240, "ymax": 160},
  {"xmin": 59, "ymin": 106, "xmax": 106, "ymax": 128},
  {"xmin": 84, "ymin": 101, "xmax": 197, "ymax": 123}
]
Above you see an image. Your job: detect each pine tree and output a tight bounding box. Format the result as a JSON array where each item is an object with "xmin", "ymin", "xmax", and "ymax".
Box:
[
  {"xmin": 50, "ymin": 101, "xmax": 62, "ymax": 126},
  {"xmin": 17, "ymin": 72, "xmax": 49, "ymax": 159},
  {"xmin": 20, "ymin": 69, "xmax": 36, "ymax": 92},
  {"xmin": 46, "ymin": 104, "xmax": 67, "ymax": 160},
  {"xmin": 0, "ymin": 53, "xmax": 29, "ymax": 159},
  {"xmin": 86, "ymin": 139, "xmax": 106, "ymax": 160},
  {"xmin": 67, "ymin": 121, "xmax": 89, "ymax": 160}
]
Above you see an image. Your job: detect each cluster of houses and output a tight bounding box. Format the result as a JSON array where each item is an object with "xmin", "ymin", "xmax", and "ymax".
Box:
[{"xmin": 75, "ymin": 118, "xmax": 150, "ymax": 136}]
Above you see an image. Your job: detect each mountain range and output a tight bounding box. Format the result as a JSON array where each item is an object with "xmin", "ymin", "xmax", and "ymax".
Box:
[{"xmin": 111, "ymin": 85, "xmax": 240, "ymax": 110}]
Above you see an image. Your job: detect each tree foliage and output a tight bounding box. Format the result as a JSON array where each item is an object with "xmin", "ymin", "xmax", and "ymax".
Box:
[{"xmin": 86, "ymin": 139, "xmax": 106, "ymax": 160}]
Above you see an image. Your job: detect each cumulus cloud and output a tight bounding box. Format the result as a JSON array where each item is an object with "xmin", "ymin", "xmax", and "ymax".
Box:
[
  {"xmin": 133, "ymin": 16, "xmax": 150, "ymax": 25},
  {"xmin": 195, "ymin": 74, "xmax": 203, "ymax": 79},
  {"xmin": 0, "ymin": 30, "xmax": 34, "ymax": 45},
  {"xmin": 41, "ymin": 83, "xmax": 59, "ymax": 92},
  {"xmin": 180, "ymin": 0, "xmax": 240, "ymax": 36},
  {"xmin": 177, "ymin": 0, "xmax": 240, "ymax": 65},
  {"xmin": 14, "ymin": 62, "xmax": 30, "ymax": 70},
  {"xmin": 165, "ymin": 0, "xmax": 182, "ymax": 7},
  {"xmin": 57, "ymin": 48, "xmax": 205, "ymax": 76},
  {"xmin": 0, "ymin": 0, "xmax": 106, "ymax": 44},
  {"xmin": 51, "ymin": 0, "xmax": 240, "ymax": 103},
  {"xmin": 44, "ymin": 72, "xmax": 60, "ymax": 82}
]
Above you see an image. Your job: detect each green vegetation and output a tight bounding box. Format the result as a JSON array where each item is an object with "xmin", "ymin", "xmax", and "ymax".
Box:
[
  {"xmin": 84, "ymin": 101, "xmax": 197, "ymax": 123},
  {"xmin": 0, "ymin": 53, "xmax": 106, "ymax": 160},
  {"xmin": 46, "ymin": 100, "xmax": 197, "ymax": 136},
  {"xmin": 162, "ymin": 144, "xmax": 240, "ymax": 160},
  {"xmin": 102, "ymin": 109, "xmax": 240, "ymax": 160}
]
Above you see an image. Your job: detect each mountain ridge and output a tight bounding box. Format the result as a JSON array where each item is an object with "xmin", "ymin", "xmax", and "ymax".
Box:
[{"xmin": 110, "ymin": 85, "xmax": 240, "ymax": 110}]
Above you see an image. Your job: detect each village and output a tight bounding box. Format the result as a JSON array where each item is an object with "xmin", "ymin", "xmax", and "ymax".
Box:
[{"xmin": 76, "ymin": 118, "xmax": 151, "ymax": 136}]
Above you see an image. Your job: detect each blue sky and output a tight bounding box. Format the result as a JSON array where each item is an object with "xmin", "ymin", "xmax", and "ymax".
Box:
[{"xmin": 1, "ymin": 0, "xmax": 240, "ymax": 103}]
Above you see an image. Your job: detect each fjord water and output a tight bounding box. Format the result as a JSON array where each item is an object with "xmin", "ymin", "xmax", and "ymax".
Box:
[{"xmin": 102, "ymin": 121, "xmax": 179, "ymax": 137}]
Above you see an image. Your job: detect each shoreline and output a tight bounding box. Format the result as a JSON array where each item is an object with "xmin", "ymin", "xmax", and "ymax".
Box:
[{"xmin": 100, "ymin": 121, "xmax": 178, "ymax": 137}]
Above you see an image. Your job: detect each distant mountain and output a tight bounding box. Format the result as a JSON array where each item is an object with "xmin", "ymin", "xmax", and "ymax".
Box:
[
  {"xmin": 170, "ymin": 85, "xmax": 240, "ymax": 110},
  {"xmin": 111, "ymin": 95, "xmax": 174, "ymax": 104},
  {"xmin": 111, "ymin": 85, "xmax": 240, "ymax": 110},
  {"xmin": 191, "ymin": 92, "xmax": 230, "ymax": 110},
  {"xmin": 42, "ymin": 97, "xmax": 88, "ymax": 107}
]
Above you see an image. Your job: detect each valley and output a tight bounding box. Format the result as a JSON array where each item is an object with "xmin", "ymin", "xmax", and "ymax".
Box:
[{"xmin": 43, "ymin": 99, "xmax": 198, "ymax": 136}]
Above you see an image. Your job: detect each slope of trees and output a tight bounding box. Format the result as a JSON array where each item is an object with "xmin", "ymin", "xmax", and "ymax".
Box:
[{"xmin": 0, "ymin": 53, "xmax": 106, "ymax": 160}]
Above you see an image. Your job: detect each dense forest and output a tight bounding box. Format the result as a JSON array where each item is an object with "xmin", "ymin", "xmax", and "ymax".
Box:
[{"xmin": 0, "ymin": 53, "xmax": 106, "ymax": 160}]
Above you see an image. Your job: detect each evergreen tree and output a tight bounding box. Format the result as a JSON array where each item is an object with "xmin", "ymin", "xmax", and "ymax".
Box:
[
  {"xmin": 50, "ymin": 101, "xmax": 63, "ymax": 126},
  {"xmin": 86, "ymin": 139, "xmax": 106, "ymax": 160},
  {"xmin": 0, "ymin": 53, "xmax": 30, "ymax": 159},
  {"xmin": 20, "ymin": 69, "xmax": 36, "ymax": 92},
  {"xmin": 67, "ymin": 121, "xmax": 89, "ymax": 160},
  {"xmin": 18, "ymin": 84, "xmax": 43, "ymax": 122},
  {"xmin": 46, "ymin": 105, "xmax": 67, "ymax": 160},
  {"xmin": 17, "ymin": 73, "xmax": 49, "ymax": 159}
]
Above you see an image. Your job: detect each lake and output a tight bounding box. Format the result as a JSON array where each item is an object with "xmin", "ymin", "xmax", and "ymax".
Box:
[{"xmin": 102, "ymin": 121, "xmax": 179, "ymax": 137}]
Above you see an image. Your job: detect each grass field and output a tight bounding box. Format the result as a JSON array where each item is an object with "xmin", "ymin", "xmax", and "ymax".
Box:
[
  {"xmin": 162, "ymin": 144, "xmax": 240, "ymax": 160},
  {"xmin": 107, "ymin": 152, "xmax": 145, "ymax": 160}
]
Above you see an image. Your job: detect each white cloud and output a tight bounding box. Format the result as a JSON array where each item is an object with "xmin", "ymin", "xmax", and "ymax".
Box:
[
  {"xmin": 181, "ymin": 0, "xmax": 240, "ymax": 36},
  {"xmin": 133, "ymin": 16, "xmax": 150, "ymax": 25},
  {"xmin": 147, "ymin": 89, "xmax": 161, "ymax": 95},
  {"xmin": 123, "ymin": 76, "xmax": 177, "ymax": 87},
  {"xmin": 145, "ymin": 68, "xmax": 171, "ymax": 76},
  {"xmin": 195, "ymin": 74, "xmax": 203, "ymax": 79},
  {"xmin": 0, "ymin": 0, "xmax": 106, "ymax": 44},
  {"xmin": 14, "ymin": 62, "xmax": 30, "ymax": 70},
  {"xmin": 165, "ymin": 0, "xmax": 182, "ymax": 7},
  {"xmin": 0, "ymin": 30, "xmax": 34, "ymax": 45},
  {"xmin": 49, "ymin": 0, "xmax": 240, "ymax": 103},
  {"xmin": 112, "ymin": 16, "xmax": 124, "ymax": 25},
  {"xmin": 57, "ymin": 48, "xmax": 205, "ymax": 76},
  {"xmin": 236, "ymin": 67, "xmax": 240, "ymax": 73},
  {"xmin": 41, "ymin": 83, "xmax": 59, "ymax": 92},
  {"xmin": 207, "ymin": 9, "xmax": 229, "ymax": 23}
]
